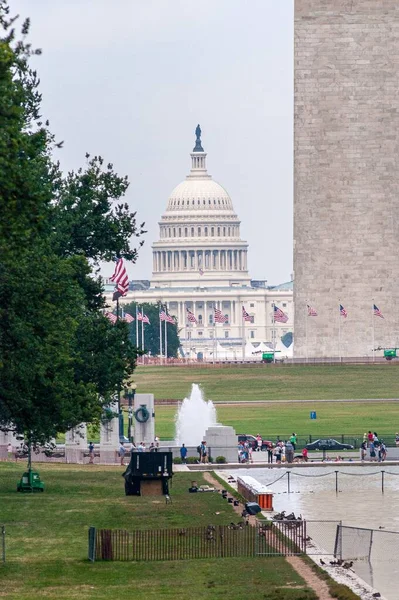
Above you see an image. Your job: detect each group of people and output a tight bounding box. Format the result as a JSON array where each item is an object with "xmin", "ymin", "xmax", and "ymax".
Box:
[
  {"xmin": 178, "ymin": 441, "xmax": 208, "ymax": 464},
  {"xmin": 360, "ymin": 431, "xmax": 387, "ymax": 462},
  {"xmin": 87, "ymin": 437, "xmax": 161, "ymax": 466},
  {"xmin": 238, "ymin": 434, "xmax": 306, "ymax": 464}
]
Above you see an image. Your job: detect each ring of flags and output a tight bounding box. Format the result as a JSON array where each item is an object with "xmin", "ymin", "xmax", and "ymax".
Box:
[{"xmin": 305, "ymin": 303, "xmax": 385, "ymax": 320}]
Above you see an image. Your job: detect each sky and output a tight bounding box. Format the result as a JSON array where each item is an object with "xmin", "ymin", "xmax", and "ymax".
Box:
[{"xmin": 13, "ymin": 0, "xmax": 294, "ymax": 286}]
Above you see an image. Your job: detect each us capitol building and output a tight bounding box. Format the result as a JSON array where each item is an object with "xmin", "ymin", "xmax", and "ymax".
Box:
[{"xmin": 106, "ymin": 127, "xmax": 293, "ymax": 360}]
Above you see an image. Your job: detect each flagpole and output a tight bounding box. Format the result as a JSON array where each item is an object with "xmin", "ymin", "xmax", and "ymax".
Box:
[
  {"xmin": 159, "ymin": 304, "xmax": 163, "ymax": 365},
  {"xmin": 272, "ymin": 302, "xmax": 276, "ymax": 364},
  {"xmin": 305, "ymin": 303, "xmax": 308, "ymax": 363},
  {"xmin": 338, "ymin": 301, "xmax": 341, "ymax": 362},
  {"xmin": 241, "ymin": 303, "xmax": 245, "ymax": 361},
  {"xmin": 372, "ymin": 300, "xmax": 375, "ymax": 363},
  {"xmin": 214, "ymin": 302, "xmax": 217, "ymax": 362},
  {"xmin": 212, "ymin": 303, "xmax": 215, "ymax": 364},
  {"xmin": 135, "ymin": 304, "xmax": 139, "ymax": 349},
  {"xmin": 164, "ymin": 309, "xmax": 168, "ymax": 362},
  {"xmin": 141, "ymin": 307, "xmax": 144, "ymax": 365}
]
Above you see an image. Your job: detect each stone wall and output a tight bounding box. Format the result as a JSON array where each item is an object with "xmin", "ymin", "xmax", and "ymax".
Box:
[{"xmin": 294, "ymin": 0, "xmax": 399, "ymax": 357}]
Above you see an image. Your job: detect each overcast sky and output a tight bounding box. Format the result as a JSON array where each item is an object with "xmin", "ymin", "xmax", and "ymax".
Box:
[{"xmin": 13, "ymin": 0, "xmax": 294, "ymax": 285}]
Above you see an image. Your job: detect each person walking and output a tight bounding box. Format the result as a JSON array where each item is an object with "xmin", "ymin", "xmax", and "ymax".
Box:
[
  {"xmin": 289, "ymin": 433, "xmax": 297, "ymax": 451},
  {"xmin": 267, "ymin": 442, "xmax": 274, "ymax": 464},
  {"xmin": 285, "ymin": 440, "xmax": 294, "ymax": 464},
  {"xmin": 256, "ymin": 434, "xmax": 262, "ymax": 452},
  {"xmin": 360, "ymin": 440, "xmax": 367, "ymax": 462},
  {"xmin": 7, "ymin": 442, "xmax": 13, "ymax": 462},
  {"xmin": 180, "ymin": 443, "xmax": 187, "ymax": 464},
  {"xmin": 200, "ymin": 441, "xmax": 208, "ymax": 464},
  {"xmin": 367, "ymin": 431, "xmax": 374, "ymax": 447},
  {"xmin": 301, "ymin": 447, "xmax": 308, "ymax": 462},
  {"xmin": 369, "ymin": 441, "xmax": 377, "ymax": 462},
  {"xmin": 274, "ymin": 444, "xmax": 282, "ymax": 464},
  {"xmin": 88, "ymin": 441, "xmax": 95, "ymax": 464},
  {"xmin": 119, "ymin": 442, "xmax": 126, "ymax": 466},
  {"xmin": 379, "ymin": 440, "xmax": 387, "ymax": 462}
]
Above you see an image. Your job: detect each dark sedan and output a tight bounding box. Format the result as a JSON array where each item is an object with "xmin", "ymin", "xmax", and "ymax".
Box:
[{"xmin": 305, "ymin": 439, "xmax": 354, "ymax": 451}]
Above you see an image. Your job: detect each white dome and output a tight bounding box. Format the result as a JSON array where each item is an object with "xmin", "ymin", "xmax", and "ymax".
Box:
[{"xmin": 166, "ymin": 178, "xmax": 234, "ymax": 212}]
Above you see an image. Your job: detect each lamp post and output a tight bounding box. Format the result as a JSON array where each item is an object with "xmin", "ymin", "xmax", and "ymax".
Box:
[{"xmin": 125, "ymin": 383, "xmax": 137, "ymax": 443}]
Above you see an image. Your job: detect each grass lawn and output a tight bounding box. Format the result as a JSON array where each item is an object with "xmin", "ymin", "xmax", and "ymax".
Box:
[
  {"xmin": 0, "ymin": 463, "xmax": 317, "ymax": 600},
  {"xmin": 133, "ymin": 363, "xmax": 399, "ymax": 401},
  {"xmin": 154, "ymin": 400, "xmax": 399, "ymax": 441}
]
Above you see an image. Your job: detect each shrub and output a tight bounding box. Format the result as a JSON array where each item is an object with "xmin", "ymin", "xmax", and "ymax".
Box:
[
  {"xmin": 215, "ymin": 456, "xmax": 226, "ymax": 464},
  {"xmin": 186, "ymin": 456, "xmax": 199, "ymax": 464},
  {"xmin": 173, "ymin": 457, "xmax": 182, "ymax": 464}
]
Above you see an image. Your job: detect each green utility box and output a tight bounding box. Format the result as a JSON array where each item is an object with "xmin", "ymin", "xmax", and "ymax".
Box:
[
  {"xmin": 384, "ymin": 349, "xmax": 397, "ymax": 361},
  {"xmin": 262, "ymin": 352, "xmax": 275, "ymax": 363},
  {"xmin": 17, "ymin": 469, "xmax": 44, "ymax": 493}
]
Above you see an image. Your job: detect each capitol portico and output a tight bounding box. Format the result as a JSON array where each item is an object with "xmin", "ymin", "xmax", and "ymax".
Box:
[{"xmin": 106, "ymin": 127, "xmax": 293, "ymax": 360}]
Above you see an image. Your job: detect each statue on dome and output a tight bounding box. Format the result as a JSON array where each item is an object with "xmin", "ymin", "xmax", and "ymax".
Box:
[{"xmin": 193, "ymin": 124, "xmax": 204, "ymax": 152}]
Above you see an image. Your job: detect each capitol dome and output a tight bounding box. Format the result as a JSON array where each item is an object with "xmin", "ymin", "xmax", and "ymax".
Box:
[
  {"xmin": 151, "ymin": 126, "xmax": 250, "ymax": 288},
  {"xmin": 166, "ymin": 179, "xmax": 234, "ymax": 213}
]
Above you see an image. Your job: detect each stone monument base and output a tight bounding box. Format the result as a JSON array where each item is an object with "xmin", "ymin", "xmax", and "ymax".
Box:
[{"xmin": 204, "ymin": 425, "xmax": 238, "ymax": 463}]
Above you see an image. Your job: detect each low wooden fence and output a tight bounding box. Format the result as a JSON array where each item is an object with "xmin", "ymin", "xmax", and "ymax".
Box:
[{"xmin": 89, "ymin": 521, "xmax": 307, "ymax": 562}]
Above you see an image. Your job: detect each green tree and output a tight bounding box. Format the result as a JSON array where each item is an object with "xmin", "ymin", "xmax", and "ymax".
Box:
[
  {"xmin": 0, "ymin": 5, "xmax": 142, "ymax": 443},
  {"xmin": 123, "ymin": 302, "xmax": 180, "ymax": 358}
]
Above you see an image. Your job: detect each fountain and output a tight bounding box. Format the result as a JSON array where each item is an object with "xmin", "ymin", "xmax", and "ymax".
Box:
[{"xmin": 175, "ymin": 384, "xmax": 217, "ymax": 445}]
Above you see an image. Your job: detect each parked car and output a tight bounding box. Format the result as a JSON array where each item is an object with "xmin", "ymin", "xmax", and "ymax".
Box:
[
  {"xmin": 238, "ymin": 434, "xmax": 273, "ymax": 451},
  {"xmin": 305, "ymin": 439, "xmax": 354, "ymax": 451}
]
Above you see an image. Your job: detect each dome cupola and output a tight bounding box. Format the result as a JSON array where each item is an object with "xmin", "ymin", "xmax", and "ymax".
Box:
[{"xmin": 151, "ymin": 126, "xmax": 250, "ymax": 288}]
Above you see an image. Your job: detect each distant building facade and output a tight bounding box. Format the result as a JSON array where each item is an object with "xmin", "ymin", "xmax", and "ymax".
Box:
[
  {"xmin": 105, "ymin": 128, "xmax": 293, "ymax": 360},
  {"xmin": 294, "ymin": 1, "xmax": 399, "ymax": 357}
]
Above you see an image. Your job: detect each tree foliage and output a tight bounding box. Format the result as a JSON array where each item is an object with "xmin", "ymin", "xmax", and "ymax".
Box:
[
  {"xmin": 123, "ymin": 302, "xmax": 180, "ymax": 358},
  {"xmin": 0, "ymin": 5, "xmax": 143, "ymax": 443}
]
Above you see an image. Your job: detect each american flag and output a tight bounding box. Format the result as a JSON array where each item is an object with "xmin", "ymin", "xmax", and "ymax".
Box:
[
  {"xmin": 307, "ymin": 304, "xmax": 318, "ymax": 317},
  {"xmin": 137, "ymin": 311, "xmax": 150, "ymax": 324},
  {"xmin": 214, "ymin": 307, "xmax": 228, "ymax": 323},
  {"xmin": 373, "ymin": 304, "xmax": 384, "ymax": 319},
  {"xmin": 160, "ymin": 307, "xmax": 176, "ymax": 324},
  {"xmin": 242, "ymin": 306, "xmax": 252, "ymax": 322},
  {"xmin": 123, "ymin": 313, "xmax": 134, "ymax": 323},
  {"xmin": 104, "ymin": 311, "xmax": 117, "ymax": 324},
  {"xmin": 339, "ymin": 304, "xmax": 348, "ymax": 318},
  {"xmin": 186, "ymin": 308, "xmax": 197, "ymax": 324},
  {"xmin": 273, "ymin": 305, "xmax": 288, "ymax": 323},
  {"xmin": 110, "ymin": 258, "xmax": 129, "ymax": 296}
]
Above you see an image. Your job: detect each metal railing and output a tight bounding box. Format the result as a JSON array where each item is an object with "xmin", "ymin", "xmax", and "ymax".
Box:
[{"xmin": 88, "ymin": 519, "xmax": 346, "ymax": 562}]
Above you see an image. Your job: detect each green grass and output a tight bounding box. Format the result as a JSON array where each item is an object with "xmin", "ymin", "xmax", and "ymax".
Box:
[
  {"xmin": 133, "ymin": 363, "xmax": 399, "ymax": 401},
  {"xmin": 154, "ymin": 400, "xmax": 399, "ymax": 441},
  {"xmin": 0, "ymin": 463, "xmax": 316, "ymax": 600}
]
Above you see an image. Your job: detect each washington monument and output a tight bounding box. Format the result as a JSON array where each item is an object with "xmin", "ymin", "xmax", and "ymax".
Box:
[{"xmin": 294, "ymin": 0, "xmax": 399, "ymax": 358}]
